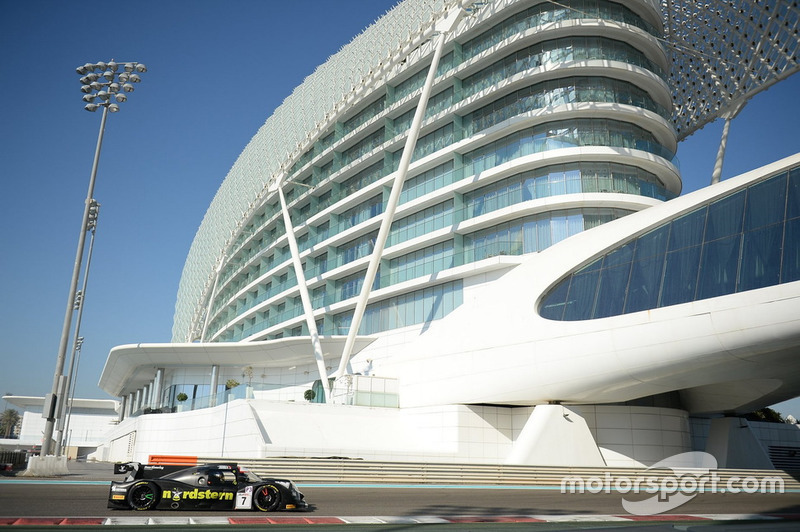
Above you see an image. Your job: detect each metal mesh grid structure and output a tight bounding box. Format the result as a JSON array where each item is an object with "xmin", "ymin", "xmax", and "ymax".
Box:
[
  {"xmin": 172, "ymin": 0, "xmax": 799, "ymax": 342},
  {"xmin": 664, "ymin": 0, "xmax": 800, "ymax": 137}
]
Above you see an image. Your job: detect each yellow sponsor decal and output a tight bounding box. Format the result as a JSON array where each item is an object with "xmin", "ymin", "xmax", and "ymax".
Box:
[
  {"xmin": 162, "ymin": 489, "xmax": 233, "ymax": 501},
  {"xmin": 112, "ymin": 494, "xmax": 125, "ymax": 500}
]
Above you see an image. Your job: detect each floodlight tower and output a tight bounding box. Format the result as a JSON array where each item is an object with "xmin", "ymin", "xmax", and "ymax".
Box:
[{"xmin": 41, "ymin": 61, "xmax": 146, "ymax": 457}]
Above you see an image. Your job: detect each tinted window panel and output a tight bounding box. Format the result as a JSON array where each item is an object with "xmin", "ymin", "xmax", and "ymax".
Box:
[
  {"xmin": 739, "ymin": 224, "xmax": 783, "ymax": 291},
  {"xmin": 625, "ymin": 255, "xmax": 664, "ymax": 313},
  {"xmin": 634, "ymin": 226, "xmax": 669, "ymax": 260},
  {"xmin": 540, "ymin": 280, "xmax": 569, "ymax": 320},
  {"xmin": 668, "ymin": 209, "xmax": 706, "ymax": 251},
  {"xmin": 538, "ymin": 165, "xmax": 800, "ymax": 321},
  {"xmin": 788, "ymin": 168, "xmax": 800, "ymax": 220},
  {"xmin": 697, "ymin": 235, "xmax": 741, "ymax": 299},
  {"xmin": 782, "ymin": 218, "xmax": 800, "ymax": 283},
  {"xmin": 705, "ymin": 191, "xmax": 744, "ymax": 241},
  {"xmin": 660, "ymin": 246, "xmax": 701, "ymax": 306},
  {"xmin": 594, "ymin": 263, "xmax": 631, "ymax": 318},
  {"xmin": 563, "ymin": 269, "xmax": 600, "ymax": 320},
  {"xmin": 745, "ymin": 175, "xmax": 786, "ymax": 231}
]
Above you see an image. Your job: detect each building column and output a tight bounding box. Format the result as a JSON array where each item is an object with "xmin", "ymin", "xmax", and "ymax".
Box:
[
  {"xmin": 336, "ymin": 6, "xmax": 467, "ymax": 379},
  {"xmin": 151, "ymin": 368, "xmax": 164, "ymax": 410},
  {"xmin": 126, "ymin": 393, "xmax": 135, "ymax": 418},
  {"xmin": 210, "ymin": 365, "xmax": 220, "ymax": 407}
]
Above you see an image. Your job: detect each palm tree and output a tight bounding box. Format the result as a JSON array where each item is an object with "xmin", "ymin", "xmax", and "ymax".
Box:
[{"xmin": 0, "ymin": 409, "xmax": 20, "ymax": 438}]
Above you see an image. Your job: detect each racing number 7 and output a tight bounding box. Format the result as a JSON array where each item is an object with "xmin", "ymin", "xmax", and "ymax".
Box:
[{"xmin": 235, "ymin": 486, "xmax": 253, "ymax": 510}]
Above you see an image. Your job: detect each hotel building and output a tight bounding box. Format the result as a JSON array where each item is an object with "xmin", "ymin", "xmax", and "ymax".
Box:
[{"xmin": 96, "ymin": 0, "xmax": 800, "ymax": 467}]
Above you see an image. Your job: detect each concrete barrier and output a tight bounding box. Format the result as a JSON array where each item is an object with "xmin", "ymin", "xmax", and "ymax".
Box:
[{"xmin": 20, "ymin": 455, "xmax": 69, "ymax": 477}]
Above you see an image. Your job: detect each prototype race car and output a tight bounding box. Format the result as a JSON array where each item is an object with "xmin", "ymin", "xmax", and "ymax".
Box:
[{"xmin": 108, "ymin": 462, "xmax": 308, "ymax": 512}]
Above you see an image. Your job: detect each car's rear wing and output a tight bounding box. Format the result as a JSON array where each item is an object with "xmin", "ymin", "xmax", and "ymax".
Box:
[{"xmin": 113, "ymin": 462, "xmax": 187, "ymax": 480}]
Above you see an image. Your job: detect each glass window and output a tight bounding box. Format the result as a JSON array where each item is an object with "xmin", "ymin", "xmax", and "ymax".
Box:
[
  {"xmin": 539, "ymin": 165, "xmax": 800, "ymax": 321},
  {"xmin": 745, "ymin": 174, "xmax": 786, "ymax": 231},
  {"xmin": 739, "ymin": 224, "xmax": 783, "ymax": 291},
  {"xmin": 668, "ymin": 209, "xmax": 706, "ymax": 251},
  {"xmin": 697, "ymin": 235, "xmax": 741, "ymax": 300},
  {"xmin": 783, "ymin": 218, "xmax": 800, "ymax": 283},
  {"xmin": 625, "ymin": 255, "xmax": 664, "ymax": 313},
  {"xmin": 594, "ymin": 263, "xmax": 631, "ymax": 318},
  {"xmin": 705, "ymin": 191, "xmax": 744, "ymax": 241},
  {"xmin": 788, "ymin": 169, "xmax": 800, "ymax": 220},
  {"xmin": 659, "ymin": 245, "xmax": 702, "ymax": 307},
  {"xmin": 563, "ymin": 269, "xmax": 600, "ymax": 320}
]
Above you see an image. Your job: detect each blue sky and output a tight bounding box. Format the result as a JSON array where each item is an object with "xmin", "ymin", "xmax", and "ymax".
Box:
[{"xmin": 1, "ymin": 1, "xmax": 799, "ymax": 417}]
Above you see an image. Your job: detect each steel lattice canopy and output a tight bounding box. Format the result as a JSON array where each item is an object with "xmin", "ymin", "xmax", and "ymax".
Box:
[{"xmin": 663, "ymin": 0, "xmax": 800, "ymax": 139}]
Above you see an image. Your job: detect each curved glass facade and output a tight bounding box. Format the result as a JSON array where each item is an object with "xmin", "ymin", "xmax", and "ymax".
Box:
[
  {"xmin": 463, "ymin": 76, "xmax": 671, "ymax": 137},
  {"xmin": 540, "ymin": 165, "xmax": 800, "ymax": 321},
  {"xmin": 186, "ymin": 0, "xmax": 677, "ymax": 344}
]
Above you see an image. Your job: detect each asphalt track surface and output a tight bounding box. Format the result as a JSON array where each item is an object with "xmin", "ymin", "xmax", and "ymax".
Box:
[{"xmin": 2, "ymin": 462, "xmax": 800, "ymax": 530}]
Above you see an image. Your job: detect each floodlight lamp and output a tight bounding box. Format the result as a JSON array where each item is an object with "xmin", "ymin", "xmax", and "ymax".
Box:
[
  {"xmin": 84, "ymin": 103, "xmax": 100, "ymax": 112},
  {"xmin": 79, "ymin": 75, "xmax": 91, "ymax": 85},
  {"xmin": 83, "ymin": 62, "xmax": 94, "ymax": 73},
  {"xmin": 129, "ymin": 73, "xmax": 141, "ymax": 83},
  {"xmin": 108, "ymin": 83, "xmax": 120, "ymax": 93},
  {"xmin": 118, "ymin": 72, "xmax": 130, "ymax": 82},
  {"xmin": 108, "ymin": 103, "xmax": 120, "ymax": 113},
  {"xmin": 97, "ymin": 90, "xmax": 110, "ymax": 101},
  {"xmin": 82, "ymin": 94, "xmax": 96, "ymax": 103},
  {"xmin": 96, "ymin": 61, "xmax": 107, "ymax": 71},
  {"xmin": 135, "ymin": 63, "xmax": 147, "ymax": 73},
  {"xmin": 80, "ymin": 85, "xmax": 92, "ymax": 94},
  {"xmin": 76, "ymin": 65, "xmax": 88, "ymax": 75},
  {"xmin": 90, "ymin": 81, "xmax": 103, "ymax": 90},
  {"xmin": 114, "ymin": 93, "xmax": 127, "ymax": 102},
  {"xmin": 103, "ymin": 70, "xmax": 114, "ymax": 81},
  {"xmin": 122, "ymin": 83, "xmax": 134, "ymax": 93},
  {"xmin": 107, "ymin": 61, "xmax": 118, "ymax": 72},
  {"xmin": 124, "ymin": 62, "xmax": 135, "ymax": 72}
]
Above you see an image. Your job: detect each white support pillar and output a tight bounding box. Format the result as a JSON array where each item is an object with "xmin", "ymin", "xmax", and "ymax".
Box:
[
  {"xmin": 710, "ymin": 101, "xmax": 746, "ymax": 185},
  {"xmin": 278, "ymin": 187, "xmax": 331, "ymax": 402},
  {"xmin": 336, "ymin": 6, "xmax": 466, "ymax": 379},
  {"xmin": 151, "ymin": 368, "xmax": 164, "ymax": 410},
  {"xmin": 210, "ymin": 365, "xmax": 220, "ymax": 407},
  {"xmin": 201, "ymin": 256, "xmax": 226, "ymax": 342},
  {"xmin": 710, "ymin": 117, "xmax": 732, "ymax": 185}
]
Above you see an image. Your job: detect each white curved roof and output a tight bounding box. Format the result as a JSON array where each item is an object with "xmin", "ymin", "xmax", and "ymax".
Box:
[{"xmin": 173, "ymin": 0, "xmax": 800, "ymax": 342}]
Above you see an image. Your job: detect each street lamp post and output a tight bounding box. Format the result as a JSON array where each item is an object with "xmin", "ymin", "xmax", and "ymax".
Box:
[{"xmin": 40, "ymin": 61, "xmax": 146, "ymax": 457}]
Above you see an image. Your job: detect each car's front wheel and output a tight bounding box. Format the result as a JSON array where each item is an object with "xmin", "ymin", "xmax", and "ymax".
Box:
[
  {"xmin": 253, "ymin": 484, "xmax": 281, "ymax": 511},
  {"xmin": 127, "ymin": 481, "xmax": 159, "ymax": 510}
]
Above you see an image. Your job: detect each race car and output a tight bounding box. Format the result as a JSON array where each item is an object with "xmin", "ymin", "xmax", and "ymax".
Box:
[{"xmin": 108, "ymin": 462, "xmax": 308, "ymax": 512}]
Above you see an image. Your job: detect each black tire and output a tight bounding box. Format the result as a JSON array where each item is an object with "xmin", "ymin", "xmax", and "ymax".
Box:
[
  {"xmin": 127, "ymin": 481, "xmax": 159, "ymax": 510},
  {"xmin": 253, "ymin": 484, "xmax": 281, "ymax": 512}
]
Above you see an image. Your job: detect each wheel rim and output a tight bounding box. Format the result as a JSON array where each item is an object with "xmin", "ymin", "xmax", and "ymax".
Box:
[
  {"xmin": 255, "ymin": 485, "xmax": 280, "ymax": 511},
  {"xmin": 129, "ymin": 483, "xmax": 156, "ymax": 509}
]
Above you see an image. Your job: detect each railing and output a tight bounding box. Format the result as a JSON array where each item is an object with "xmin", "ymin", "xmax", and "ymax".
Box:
[{"xmin": 197, "ymin": 457, "xmax": 800, "ymax": 489}]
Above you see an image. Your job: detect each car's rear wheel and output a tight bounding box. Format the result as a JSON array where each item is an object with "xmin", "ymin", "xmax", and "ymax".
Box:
[
  {"xmin": 127, "ymin": 481, "xmax": 159, "ymax": 510},
  {"xmin": 253, "ymin": 484, "xmax": 281, "ymax": 511}
]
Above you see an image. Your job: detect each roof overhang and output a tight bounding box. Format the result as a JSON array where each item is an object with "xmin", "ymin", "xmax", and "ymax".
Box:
[
  {"xmin": 99, "ymin": 336, "xmax": 376, "ymax": 397},
  {"xmin": 2, "ymin": 395, "xmax": 119, "ymax": 413}
]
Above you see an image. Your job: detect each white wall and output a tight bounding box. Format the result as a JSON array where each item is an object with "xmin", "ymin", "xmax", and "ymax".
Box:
[{"xmin": 95, "ymin": 400, "xmax": 698, "ymax": 467}]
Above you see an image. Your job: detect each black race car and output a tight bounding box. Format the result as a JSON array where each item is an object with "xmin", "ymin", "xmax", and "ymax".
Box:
[{"xmin": 108, "ymin": 462, "xmax": 308, "ymax": 512}]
